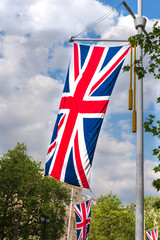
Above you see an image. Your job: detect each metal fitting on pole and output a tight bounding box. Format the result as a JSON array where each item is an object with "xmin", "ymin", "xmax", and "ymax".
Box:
[{"xmin": 134, "ymin": 16, "xmax": 147, "ymax": 30}]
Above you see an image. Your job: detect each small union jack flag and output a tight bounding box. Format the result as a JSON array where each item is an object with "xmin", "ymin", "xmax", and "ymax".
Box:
[
  {"xmin": 146, "ymin": 228, "xmax": 158, "ymax": 240},
  {"xmin": 74, "ymin": 199, "xmax": 92, "ymax": 240},
  {"xmin": 45, "ymin": 43, "xmax": 130, "ymax": 188}
]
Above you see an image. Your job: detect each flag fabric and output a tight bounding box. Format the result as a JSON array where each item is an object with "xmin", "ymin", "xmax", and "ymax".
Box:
[
  {"xmin": 146, "ymin": 228, "xmax": 158, "ymax": 240},
  {"xmin": 74, "ymin": 199, "xmax": 92, "ymax": 240},
  {"xmin": 45, "ymin": 43, "xmax": 130, "ymax": 188}
]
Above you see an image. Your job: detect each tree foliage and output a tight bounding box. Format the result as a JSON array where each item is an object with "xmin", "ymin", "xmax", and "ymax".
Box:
[
  {"xmin": 132, "ymin": 22, "xmax": 160, "ymax": 202},
  {"xmin": 89, "ymin": 194, "xmax": 160, "ymax": 240},
  {"xmin": 89, "ymin": 193, "xmax": 135, "ymax": 240},
  {"xmin": 0, "ymin": 142, "xmax": 70, "ymax": 240},
  {"xmin": 123, "ymin": 21, "xmax": 160, "ymax": 80},
  {"xmin": 144, "ymin": 196, "xmax": 160, "ymax": 231},
  {"xmin": 124, "ymin": 21, "xmax": 160, "ymax": 202},
  {"xmin": 144, "ymin": 105, "xmax": 160, "ymax": 195}
]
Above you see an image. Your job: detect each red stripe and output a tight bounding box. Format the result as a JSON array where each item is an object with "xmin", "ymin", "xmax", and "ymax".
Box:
[
  {"xmin": 76, "ymin": 219, "xmax": 90, "ymax": 231},
  {"xmin": 74, "ymin": 43, "xmax": 79, "ymax": 81},
  {"xmin": 74, "ymin": 131, "xmax": 89, "ymax": 189},
  {"xmin": 59, "ymin": 96, "xmax": 73, "ymax": 109},
  {"xmin": 58, "ymin": 114, "xmax": 65, "ymax": 131},
  {"xmin": 50, "ymin": 105, "xmax": 77, "ymax": 179},
  {"xmin": 47, "ymin": 114, "xmax": 65, "ymax": 155},
  {"xmin": 74, "ymin": 206, "xmax": 82, "ymax": 220},
  {"xmin": 60, "ymin": 96, "xmax": 109, "ymax": 114},
  {"xmin": 79, "ymin": 232, "xmax": 82, "ymax": 240},
  {"xmin": 87, "ymin": 199, "xmax": 92, "ymax": 213},
  {"xmin": 78, "ymin": 100, "xmax": 109, "ymax": 114},
  {"xmin": 81, "ymin": 202, "xmax": 87, "ymax": 239},
  {"xmin": 47, "ymin": 141, "xmax": 56, "ymax": 154},
  {"xmin": 76, "ymin": 219, "xmax": 90, "ymax": 228},
  {"xmin": 89, "ymin": 46, "xmax": 130, "ymax": 95},
  {"xmin": 151, "ymin": 231, "xmax": 156, "ymax": 240}
]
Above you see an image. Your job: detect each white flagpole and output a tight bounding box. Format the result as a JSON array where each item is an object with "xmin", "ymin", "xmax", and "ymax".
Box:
[
  {"xmin": 144, "ymin": 211, "xmax": 146, "ymax": 240},
  {"xmin": 135, "ymin": 0, "xmax": 146, "ymax": 239},
  {"xmin": 67, "ymin": 186, "xmax": 73, "ymax": 240},
  {"xmin": 69, "ymin": 37, "xmax": 128, "ymax": 42}
]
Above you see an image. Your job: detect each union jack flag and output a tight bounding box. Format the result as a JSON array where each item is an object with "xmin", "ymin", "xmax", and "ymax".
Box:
[
  {"xmin": 45, "ymin": 43, "xmax": 130, "ymax": 188},
  {"xmin": 146, "ymin": 228, "xmax": 158, "ymax": 240},
  {"xmin": 74, "ymin": 199, "xmax": 92, "ymax": 240}
]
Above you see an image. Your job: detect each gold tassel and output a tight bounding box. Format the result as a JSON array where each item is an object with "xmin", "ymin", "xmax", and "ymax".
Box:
[
  {"xmin": 132, "ymin": 43, "xmax": 137, "ymax": 133},
  {"xmin": 132, "ymin": 109, "xmax": 136, "ymax": 132},
  {"xmin": 129, "ymin": 45, "xmax": 133, "ymax": 110}
]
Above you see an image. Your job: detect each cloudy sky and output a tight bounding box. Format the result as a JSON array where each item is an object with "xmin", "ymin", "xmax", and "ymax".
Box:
[{"xmin": 0, "ymin": 0, "xmax": 160, "ymax": 204}]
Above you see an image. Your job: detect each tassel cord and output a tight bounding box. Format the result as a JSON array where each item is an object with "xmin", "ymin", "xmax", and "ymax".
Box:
[
  {"xmin": 132, "ymin": 43, "xmax": 137, "ymax": 133},
  {"xmin": 133, "ymin": 44, "xmax": 136, "ymax": 111},
  {"xmin": 128, "ymin": 45, "xmax": 133, "ymax": 110}
]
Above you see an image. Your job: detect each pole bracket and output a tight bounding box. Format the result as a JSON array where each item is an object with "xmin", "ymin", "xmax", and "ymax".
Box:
[{"xmin": 134, "ymin": 16, "xmax": 147, "ymax": 30}]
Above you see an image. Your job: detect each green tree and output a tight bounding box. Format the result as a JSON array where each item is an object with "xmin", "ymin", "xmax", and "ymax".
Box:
[
  {"xmin": 144, "ymin": 196, "xmax": 160, "ymax": 231},
  {"xmin": 123, "ymin": 22, "xmax": 160, "ymax": 80},
  {"xmin": 0, "ymin": 142, "xmax": 70, "ymax": 240},
  {"xmin": 89, "ymin": 193, "xmax": 135, "ymax": 240},
  {"xmin": 124, "ymin": 22, "xmax": 160, "ymax": 196},
  {"xmin": 144, "ymin": 104, "xmax": 160, "ymax": 196},
  {"xmin": 134, "ymin": 22, "xmax": 160, "ymax": 204}
]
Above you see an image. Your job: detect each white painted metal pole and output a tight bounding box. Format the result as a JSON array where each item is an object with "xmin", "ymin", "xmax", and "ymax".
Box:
[
  {"xmin": 135, "ymin": 0, "xmax": 144, "ymax": 239},
  {"xmin": 67, "ymin": 187, "xmax": 73, "ymax": 240},
  {"xmin": 69, "ymin": 37, "xmax": 128, "ymax": 42}
]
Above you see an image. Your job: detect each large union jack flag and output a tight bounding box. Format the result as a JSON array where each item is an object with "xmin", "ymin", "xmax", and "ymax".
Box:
[
  {"xmin": 74, "ymin": 199, "xmax": 92, "ymax": 240},
  {"xmin": 146, "ymin": 228, "xmax": 158, "ymax": 240},
  {"xmin": 45, "ymin": 43, "xmax": 130, "ymax": 188}
]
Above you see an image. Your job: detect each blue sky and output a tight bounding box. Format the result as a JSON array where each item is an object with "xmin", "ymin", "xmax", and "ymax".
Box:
[
  {"xmin": 98, "ymin": 0, "xmax": 160, "ymax": 19},
  {"xmin": 0, "ymin": 0, "xmax": 159, "ymax": 204}
]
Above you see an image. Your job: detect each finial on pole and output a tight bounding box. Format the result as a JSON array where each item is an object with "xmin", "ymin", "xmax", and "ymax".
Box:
[
  {"xmin": 122, "ymin": 1, "xmax": 148, "ymax": 36},
  {"xmin": 134, "ymin": 17, "xmax": 147, "ymax": 30},
  {"xmin": 69, "ymin": 36, "xmax": 74, "ymax": 42}
]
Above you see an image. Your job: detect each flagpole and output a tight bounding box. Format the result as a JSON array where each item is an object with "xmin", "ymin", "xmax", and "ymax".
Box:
[
  {"xmin": 135, "ymin": 0, "xmax": 146, "ymax": 239},
  {"xmin": 144, "ymin": 211, "xmax": 146, "ymax": 240},
  {"xmin": 69, "ymin": 37, "xmax": 128, "ymax": 42},
  {"xmin": 122, "ymin": 1, "xmax": 147, "ymax": 239},
  {"xmin": 67, "ymin": 186, "xmax": 73, "ymax": 240},
  {"xmin": 145, "ymin": 226, "xmax": 159, "ymax": 232}
]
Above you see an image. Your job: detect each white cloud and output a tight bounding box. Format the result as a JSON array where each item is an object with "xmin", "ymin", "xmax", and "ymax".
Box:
[
  {"xmin": 28, "ymin": 0, "xmax": 116, "ymax": 35},
  {"xmin": 86, "ymin": 129, "xmax": 136, "ymax": 204},
  {"xmin": 0, "ymin": 74, "xmax": 63, "ymax": 159}
]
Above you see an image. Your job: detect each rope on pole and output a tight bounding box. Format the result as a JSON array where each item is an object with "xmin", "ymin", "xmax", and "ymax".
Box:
[
  {"xmin": 129, "ymin": 45, "xmax": 133, "ymax": 110},
  {"xmin": 72, "ymin": 2, "xmax": 123, "ymax": 39},
  {"xmin": 132, "ymin": 43, "xmax": 137, "ymax": 132}
]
